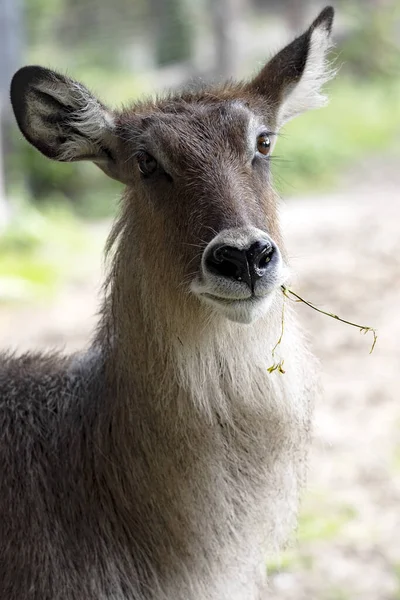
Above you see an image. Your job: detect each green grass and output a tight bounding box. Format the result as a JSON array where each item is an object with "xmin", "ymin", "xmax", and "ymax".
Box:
[
  {"xmin": 272, "ymin": 75, "xmax": 400, "ymax": 195},
  {"xmin": 0, "ymin": 202, "xmax": 105, "ymax": 302},
  {"xmin": 267, "ymin": 492, "xmax": 357, "ymax": 576},
  {"xmin": 322, "ymin": 589, "xmax": 351, "ymax": 600},
  {"xmin": 394, "ymin": 563, "xmax": 400, "ymax": 599}
]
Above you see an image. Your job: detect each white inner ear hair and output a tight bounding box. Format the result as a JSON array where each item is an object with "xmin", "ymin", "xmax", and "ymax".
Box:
[
  {"xmin": 32, "ymin": 77, "xmax": 115, "ymax": 161},
  {"xmin": 277, "ymin": 25, "xmax": 335, "ymax": 128}
]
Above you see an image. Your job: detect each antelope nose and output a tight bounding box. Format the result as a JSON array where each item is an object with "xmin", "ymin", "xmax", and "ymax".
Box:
[{"xmin": 205, "ymin": 241, "xmax": 275, "ymax": 290}]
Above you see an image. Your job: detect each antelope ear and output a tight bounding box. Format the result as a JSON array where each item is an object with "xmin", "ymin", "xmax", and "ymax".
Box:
[
  {"xmin": 10, "ymin": 66, "xmax": 119, "ymax": 175},
  {"xmin": 248, "ymin": 6, "xmax": 335, "ymax": 127}
]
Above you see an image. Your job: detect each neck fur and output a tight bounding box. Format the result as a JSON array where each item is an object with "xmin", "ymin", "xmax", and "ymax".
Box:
[
  {"xmin": 90, "ymin": 235, "xmax": 314, "ymax": 581},
  {"xmin": 99, "ymin": 272, "xmax": 292, "ymax": 419},
  {"xmin": 94, "ymin": 210, "xmax": 308, "ymax": 428}
]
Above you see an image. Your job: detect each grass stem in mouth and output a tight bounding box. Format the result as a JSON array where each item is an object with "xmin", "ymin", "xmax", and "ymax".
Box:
[
  {"xmin": 268, "ymin": 285, "xmax": 378, "ymax": 375},
  {"xmin": 267, "ymin": 291, "xmax": 286, "ymax": 374},
  {"xmin": 281, "ymin": 285, "xmax": 378, "ymax": 355}
]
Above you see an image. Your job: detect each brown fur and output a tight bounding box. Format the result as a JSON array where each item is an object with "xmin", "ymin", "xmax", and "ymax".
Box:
[{"xmin": 1, "ymin": 8, "xmax": 334, "ymax": 599}]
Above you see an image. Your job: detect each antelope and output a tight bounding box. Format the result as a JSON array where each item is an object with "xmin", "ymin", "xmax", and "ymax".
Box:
[{"xmin": 1, "ymin": 7, "xmax": 334, "ymax": 600}]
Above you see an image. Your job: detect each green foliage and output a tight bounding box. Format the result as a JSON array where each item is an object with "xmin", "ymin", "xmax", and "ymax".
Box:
[
  {"xmin": 0, "ymin": 203, "xmax": 104, "ymax": 302},
  {"xmin": 24, "ymin": 0, "xmax": 64, "ymax": 46},
  {"xmin": 25, "ymin": 0, "xmax": 192, "ymax": 69},
  {"xmin": 394, "ymin": 563, "xmax": 400, "ymax": 599},
  {"xmin": 267, "ymin": 492, "xmax": 357, "ymax": 577},
  {"xmin": 25, "ymin": 0, "xmax": 149, "ymax": 68},
  {"xmin": 322, "ymin": 589, "xmax": 351, "ymax": 600},
  {"xmin": 9, "ymin": 142, "xmax": 122, "ymax": 220},
  {"xmin": 154, "ymin": 0, "xmax": 193, "ymax": 66},
  {"xmin": 273, "ymin": 76, "xmax": 400, "ymax": 195},
  {"xmin": 297, "ymin": 505, "xmax": 357, "ymax": 544},
  {"xmin": 338, "ymin": 0, "xmax": 400, "ymax": 79},
  {"xmin": 266, "ymin": 551, "xmax": 298, "ymax": 575}
]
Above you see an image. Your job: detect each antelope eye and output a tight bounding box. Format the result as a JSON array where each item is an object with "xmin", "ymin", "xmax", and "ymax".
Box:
[
  {"xmin": 256, "ymin": 134, "xmax": 271, "ymax": 156},
  {"xmin": 137, "ymin": 151, "xmax": 158, "ymax": 176}
]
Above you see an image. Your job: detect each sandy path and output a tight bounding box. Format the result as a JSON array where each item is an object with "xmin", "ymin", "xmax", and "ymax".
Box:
[{"xmin": 269, "ymin": 182, "xmax": 400, "ymax": 599}]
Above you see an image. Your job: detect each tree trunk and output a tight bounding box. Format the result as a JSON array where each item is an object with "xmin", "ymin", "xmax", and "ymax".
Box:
[
  {"xmin": 210, "ymin": 0, "xmax": 245, "ymax": 79},
  {"xmin": 0, "ymin": 0, "xmax": 24, "ymax": 226},
  {"xmin": 149, "ymin": 0, "xmax": 193, "ymax": 67}
]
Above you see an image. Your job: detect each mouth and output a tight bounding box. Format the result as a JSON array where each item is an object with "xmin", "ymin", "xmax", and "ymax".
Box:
[
  {"xmin": 198, "ymin": 290, "xmax": 274, "ymax": 324},
  {"xmin": 202, "ymin": 292, "xmax": 261, "ymax": 305}
]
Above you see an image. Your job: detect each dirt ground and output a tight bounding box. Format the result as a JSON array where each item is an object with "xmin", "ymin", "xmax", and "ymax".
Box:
[
  {"xmin": 268, "ymin": 163, "xmax": 400, "ymax": 600},
  {"xmin": 1, "ymin": 160, "xmax": 399, "ymax": 599}
]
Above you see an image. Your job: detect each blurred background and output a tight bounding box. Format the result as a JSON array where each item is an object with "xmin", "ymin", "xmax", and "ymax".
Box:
[{"xmin": 1, "ymin": 0, "xmax": 400, "ymax": 598}]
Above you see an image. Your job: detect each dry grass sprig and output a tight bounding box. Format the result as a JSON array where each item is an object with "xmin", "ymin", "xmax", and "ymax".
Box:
[
  {"xmin": 267, "ymin": 290, "xmax": 286, "ymax": 374},
  {"xmin": 268, "ymin": 285, "xmax": 378, "ymax": 374}
]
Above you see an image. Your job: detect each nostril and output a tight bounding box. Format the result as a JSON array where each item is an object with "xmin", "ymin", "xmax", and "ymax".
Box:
[
  {"xmin": 206, "ymin": 245, "xmax": 250, "ymax": 284},
  {"xmin": 255, "ymin": 244, "xmax": 274, "ymax": 271},
  {"xmin": 246, "ymin": 241, "xmax": 276, "ymax": 279},
  {"xmin": 204, "ymin": 239, "xmax": 277, "ymax": 289},
  {"xmin": 213, "ymin": 246, "xmax": 230, "ymax": 264}
]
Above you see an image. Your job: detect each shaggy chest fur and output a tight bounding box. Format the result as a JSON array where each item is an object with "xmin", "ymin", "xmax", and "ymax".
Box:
[{"xmin": 0, "ymin": 320, "xmax": 314, "ymax": 600}]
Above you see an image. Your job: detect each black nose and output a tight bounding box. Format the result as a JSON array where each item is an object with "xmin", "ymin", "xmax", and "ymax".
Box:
[{"xmin": 205, "ymin": 241, "xmax": 275, "ymax": 291}]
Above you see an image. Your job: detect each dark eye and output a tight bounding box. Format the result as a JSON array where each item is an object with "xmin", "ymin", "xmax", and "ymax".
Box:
[
  {"xmin": 256, "ymin": 134, "xmax": 271, "ymax": 156},
  {"xmin": 137, "ymin": 151, "xmax": 158, "ymax": 176}
]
